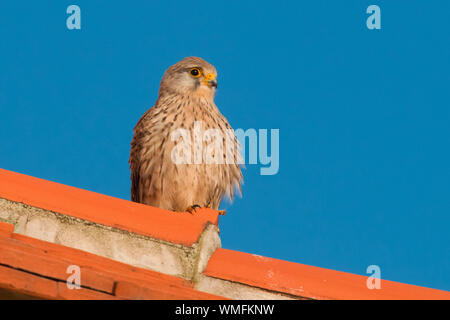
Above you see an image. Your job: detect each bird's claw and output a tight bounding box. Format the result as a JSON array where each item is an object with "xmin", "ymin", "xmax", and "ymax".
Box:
[
  {"xmin": 186, "ymin": 205, "xmax": 201, "ymax": 215},
  {"xmin": 186, "ymin": 204, "xmax": 226, "ymax": 216},
  {"xmin": 205, "ymin": 201, "xmax": 226, "ymax": 216}
]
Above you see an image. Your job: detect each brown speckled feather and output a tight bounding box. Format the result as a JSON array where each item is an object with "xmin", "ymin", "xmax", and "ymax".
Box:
[{"xmin": 129, "ymin": 57, "xmax": 243, "ymax": 211}]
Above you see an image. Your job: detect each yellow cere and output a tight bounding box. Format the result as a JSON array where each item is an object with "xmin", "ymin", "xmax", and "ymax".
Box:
[{"xmin": 203, "ymin": 73, "xmax": 216, "ymax": 85}]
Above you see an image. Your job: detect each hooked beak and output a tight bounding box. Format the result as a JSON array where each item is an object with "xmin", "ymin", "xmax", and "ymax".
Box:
[{"xmin": 203, "ymin": 73, "xmax": 218, "ymax": 88}]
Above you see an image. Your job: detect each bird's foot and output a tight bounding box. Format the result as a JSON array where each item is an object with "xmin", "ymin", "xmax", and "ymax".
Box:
[
  {"xmin": 185, "ymin": 204, "xmax": 201, "ymax": 215},
  {"xmin": 186, "ymin": 204, "xmax": 226, "ymax": 216},
  {"xmin": 186, "ymin": 203, "xmax": 222, "ymax": 233},
  {"xmin": 205, "ymin": 201, "xmax": 226, "ymax": 216}
]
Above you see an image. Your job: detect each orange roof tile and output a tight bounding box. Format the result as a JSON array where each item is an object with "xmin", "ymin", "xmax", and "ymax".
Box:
[
  {"xmin": 0, "ymin": 221, "xmax": 226, "ymax": 300},
  {"xmin": 203, "ymin": 248, "xmax": 450, "ymax": 300},
  {"xmin": 0, "ymin": 168, "xmax": 218, "ymax": 246}
]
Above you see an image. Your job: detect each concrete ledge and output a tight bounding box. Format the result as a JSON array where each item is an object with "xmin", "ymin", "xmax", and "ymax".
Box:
[{"xmin": 195, "ymin": 274, "xmax": 299, "ymax": 300}]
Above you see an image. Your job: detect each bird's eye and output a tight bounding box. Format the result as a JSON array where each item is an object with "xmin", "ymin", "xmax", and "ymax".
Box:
[{"xmin": 189, "ymin": 68, "xmax": 202, "ymax": 78}]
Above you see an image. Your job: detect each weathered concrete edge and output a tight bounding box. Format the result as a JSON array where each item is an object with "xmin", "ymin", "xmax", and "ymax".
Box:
[
  {"xmin": 194, "ymin": 274, "xmax": 305, "ymax": 300},
  {"xmin": 0, "ymin": 197, "xmax": 221, "ymax": 281}
]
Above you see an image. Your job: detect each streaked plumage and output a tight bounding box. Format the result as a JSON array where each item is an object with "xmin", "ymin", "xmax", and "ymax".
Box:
[{"xmin": 129, "ymin": 57, "xmax": 243, "ymax": 211}]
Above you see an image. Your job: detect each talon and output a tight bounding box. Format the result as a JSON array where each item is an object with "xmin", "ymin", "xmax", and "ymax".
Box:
[{"xmin": 186, "ymin": 205, "xmax": 201, "ymax": 214}]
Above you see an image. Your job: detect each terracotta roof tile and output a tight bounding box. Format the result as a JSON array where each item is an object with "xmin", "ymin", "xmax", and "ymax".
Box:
[
  {"xmin": 0, "ymin": 220, "xmax": 14, "ymax": 237},
  {"xmin": 0, "ymin": 168, "xmax": 218, "ymax": 246},
  {"xmin": 0, "ymin": 221, "xmax": 225, "ymax": 300},
  {"xmin": 203, "ymin": 248, "xmax": 450, "ymax": 300}
]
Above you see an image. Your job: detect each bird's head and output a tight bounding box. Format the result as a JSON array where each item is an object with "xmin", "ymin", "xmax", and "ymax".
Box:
[{"xmin": 159, "ymin": 57, "xmax": 218, "ymax": 99}]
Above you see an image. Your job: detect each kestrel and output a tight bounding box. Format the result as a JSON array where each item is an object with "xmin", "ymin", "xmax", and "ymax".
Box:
[{"xmin": 129, "ymin": 57, "xmax": 243, "ymax": 213}]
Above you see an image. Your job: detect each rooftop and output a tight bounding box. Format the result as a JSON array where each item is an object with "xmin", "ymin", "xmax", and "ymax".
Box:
[{"xmin": 0, "ymin": 168, "xmax": 448, "ymax": 300}]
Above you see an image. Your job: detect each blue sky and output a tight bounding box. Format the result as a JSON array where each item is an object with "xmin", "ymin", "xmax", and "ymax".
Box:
[{"xmin": 0, "ymin": 1, "xmax": 449, "ymax": 291}]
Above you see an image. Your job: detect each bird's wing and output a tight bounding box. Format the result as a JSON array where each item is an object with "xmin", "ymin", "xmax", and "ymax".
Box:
[{"xmin": 129, "ymin": 107, "xmax": 154, "ymax": 203}]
